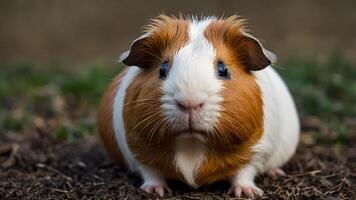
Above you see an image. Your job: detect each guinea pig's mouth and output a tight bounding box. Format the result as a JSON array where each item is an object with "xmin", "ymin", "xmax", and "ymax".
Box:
[
  {"xmin": 174, "ymin": 129, "xmax": 208, "ymax": 142},
  {"xmin": 176, "ymin": 128, "xmax": 206, "ymax": 135}
]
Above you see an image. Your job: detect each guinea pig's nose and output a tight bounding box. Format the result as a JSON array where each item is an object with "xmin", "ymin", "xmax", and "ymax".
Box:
[{"xmin": 175, "ymin": 100, "xmax": 204, "ymax": 112}]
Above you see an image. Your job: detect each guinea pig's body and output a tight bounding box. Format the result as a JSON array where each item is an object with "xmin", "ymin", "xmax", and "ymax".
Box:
[{"xmin": 98, "ymin": 15, "xmax": 299, "ymax": 198}]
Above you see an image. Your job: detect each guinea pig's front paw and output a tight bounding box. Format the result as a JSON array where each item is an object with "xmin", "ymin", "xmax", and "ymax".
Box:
[
  {"xmin": 140, "ymin": 181, "xmax": 171, "ymax": 197},
  {"xmin": 228, "ymin": 182, "xmax": 264, "ymax": 198}
]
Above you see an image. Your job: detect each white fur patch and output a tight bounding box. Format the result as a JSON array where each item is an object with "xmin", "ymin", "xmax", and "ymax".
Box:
[
  {"xmin": 113, "ymin": 66, "xmax": 141, "ymax": 171},
  {"xmin": 174, "ymin": 136, "xmax": 207, "ymax": 187},
  {"xmin": 160, "ymin": 18, "xmax": 222, "ymax": 186},
  {"xmin": 251, "ymin": 66, "xmax": 300, "ymax": 172},
  {"xmin": 160, "ymin": 17, "xmax": 223, "ymax": 133}
]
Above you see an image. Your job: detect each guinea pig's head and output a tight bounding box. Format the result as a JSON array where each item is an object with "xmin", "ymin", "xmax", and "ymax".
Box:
[{"xmin": 121, "ymin": 15, "xmax": 273, "ymax": 147}]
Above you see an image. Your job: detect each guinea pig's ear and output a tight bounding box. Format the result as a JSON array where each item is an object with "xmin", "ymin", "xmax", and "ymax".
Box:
[
  {"xmin": 120, "ymin": 34, "xmax": 154, "ymax": 68},
  {"xmin": 236, "ymin": 35, "xmax": 273, "ymax": 71}
]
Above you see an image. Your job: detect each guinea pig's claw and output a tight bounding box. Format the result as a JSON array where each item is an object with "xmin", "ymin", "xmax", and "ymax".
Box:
[
  {"xmin": 228, "ymin": 184, "xmax": 264, "ymax": 198},
  {"xmin": 140, "ymin": 182, "xmax": 171, "ymax": 197}
]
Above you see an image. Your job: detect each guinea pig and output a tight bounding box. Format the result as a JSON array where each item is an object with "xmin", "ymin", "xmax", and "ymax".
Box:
[{"xmin": 97, "ymin": 15, "xmax": 300, "ymax": 198}]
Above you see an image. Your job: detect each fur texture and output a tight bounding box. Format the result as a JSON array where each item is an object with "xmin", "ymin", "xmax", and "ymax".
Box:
[{"xmin": 97, "ymin": 15, "xmax": 300, "ymax": 197}]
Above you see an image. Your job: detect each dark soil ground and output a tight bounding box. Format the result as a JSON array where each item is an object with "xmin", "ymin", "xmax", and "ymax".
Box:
[{"xmin": 1, "ymin": 128, "xmax": 355, "ymax": 200}]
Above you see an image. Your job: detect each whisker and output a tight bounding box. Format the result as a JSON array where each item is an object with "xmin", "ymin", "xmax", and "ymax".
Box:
[
  {"xmin": 128, "ymin": 112, "xmax": 161, "ymax": 135},
  {"xmin": 125, "ymin": 103, "xmax": 159, "ymax": 111},
  {"xmin": 123, "ymin": 98, "xmax": 158, "ymax": 106},
  {"xmin": 146, "ymin": 115, "xmax": 165, "ymax": 144}
]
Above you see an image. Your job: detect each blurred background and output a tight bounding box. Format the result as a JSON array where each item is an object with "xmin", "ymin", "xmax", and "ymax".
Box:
[
  {"xmin": 0, "ymin": 0, "xmax": 355, "ymax": 144},
  {"xmin": 1, "ymin": 0, "xmax": 356, "ymax": 64}
]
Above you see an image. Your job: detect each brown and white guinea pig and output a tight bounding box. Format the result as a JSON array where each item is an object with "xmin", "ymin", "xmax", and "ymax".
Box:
[{"xmin": 97, "ymin": 15, "xmax": 300, "ymax": 198}]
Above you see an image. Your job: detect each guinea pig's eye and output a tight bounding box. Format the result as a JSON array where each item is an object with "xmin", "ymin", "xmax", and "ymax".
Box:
[
  {"xmin": 216, "ymin": 60, "xmax": 230, "ymax": 79},
  {"xmin": 159, "ymin": 60, "xmax": 169, "ymax": 79}
]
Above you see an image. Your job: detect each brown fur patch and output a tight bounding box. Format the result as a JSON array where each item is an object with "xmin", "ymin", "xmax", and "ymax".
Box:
[
  {"xmin": 204, "ymin": 16, "xmax": 270, "ymax": 71},
  {"xmin": 97, "ymin": 68, "xmax": 128, "ymax": 168},
  {"xmin": 123, "ymin": 15, "xmax": 189, "ymax": 68}
]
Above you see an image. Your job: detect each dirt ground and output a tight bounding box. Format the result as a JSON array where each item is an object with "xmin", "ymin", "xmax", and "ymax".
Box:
[{"xmin": 0, "ymin": 128, "xmax": 355, "ymax": 200}]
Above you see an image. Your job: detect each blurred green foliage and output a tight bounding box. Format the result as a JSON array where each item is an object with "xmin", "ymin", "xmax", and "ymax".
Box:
[
  {"xmin": 0, "ymin": 55, "xmax": 354, "ymax": 143},
  {"xmin": 0, "ymin": 62, "xmax": 123, "ymax": 140},
  {"xmin": 278, "ymin": 53, "xmax": 355, "ymax": 119}
]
